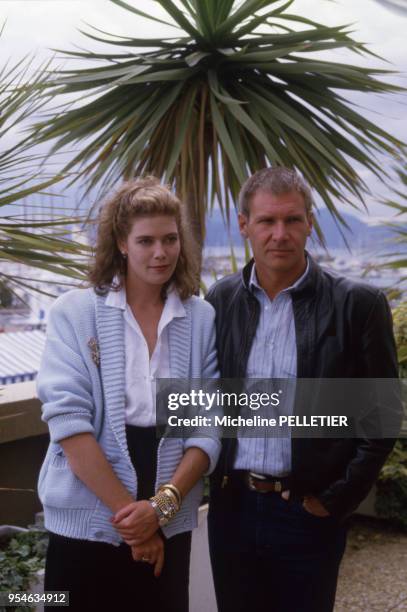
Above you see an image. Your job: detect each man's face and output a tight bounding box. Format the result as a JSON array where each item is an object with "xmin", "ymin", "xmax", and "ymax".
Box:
[{"xmin": 238, "ymin": 189, "xmax": 312, "ymax": 277}]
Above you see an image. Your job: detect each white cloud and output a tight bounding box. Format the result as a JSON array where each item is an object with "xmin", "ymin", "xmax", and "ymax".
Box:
[
  {"xmin": 1, "ymin": 0, "xmax": 178, "ymax": 59},
  {"xmin": 1, "ymin": 0, "xmax": 406, "ymax": 65}
]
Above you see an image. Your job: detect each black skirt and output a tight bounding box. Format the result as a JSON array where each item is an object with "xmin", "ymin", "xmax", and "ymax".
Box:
[{"xmin": 44, "ymin": 426, "xmax": 191, "ymax": 612}]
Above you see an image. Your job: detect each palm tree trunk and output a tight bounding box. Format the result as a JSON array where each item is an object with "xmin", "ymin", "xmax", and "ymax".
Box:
[{"xmin": 184, "ymin": 186, "xmax": 204, "ymax": 283}]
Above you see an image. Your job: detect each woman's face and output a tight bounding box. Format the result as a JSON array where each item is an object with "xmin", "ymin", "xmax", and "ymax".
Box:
[{"xmin": 119, "ymin": 215, "xmax": 181, "ymax": 289}]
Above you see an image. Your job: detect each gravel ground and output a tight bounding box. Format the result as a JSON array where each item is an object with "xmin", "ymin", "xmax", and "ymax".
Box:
[{"xmin": 335, "ymin": 517, "xmax": 407, "ymax": 612}]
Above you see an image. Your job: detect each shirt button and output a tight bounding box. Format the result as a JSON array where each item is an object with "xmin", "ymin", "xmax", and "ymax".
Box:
[{"xmin": 94, "ymin": 530, "xmax": 104, "ymax": 538}]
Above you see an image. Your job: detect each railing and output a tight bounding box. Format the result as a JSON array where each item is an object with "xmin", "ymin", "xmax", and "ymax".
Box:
[
  {"xmin": 0, "ymin": 381, "xmax": 46, "ymax": 444},
  {"xmin": 0, "ymin": 381, "xmax": 49, "ymax": 526}
]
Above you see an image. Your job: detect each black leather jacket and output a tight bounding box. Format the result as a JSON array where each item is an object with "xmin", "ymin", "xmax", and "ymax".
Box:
[{"xmin": 206, "ymin": 255, "xmax": 401, "ymax": 519}]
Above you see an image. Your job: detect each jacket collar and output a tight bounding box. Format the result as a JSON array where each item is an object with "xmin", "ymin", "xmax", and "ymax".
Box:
[{"xmin": 241, "ymin": 251, "xmax": 320, "ymax": 298}]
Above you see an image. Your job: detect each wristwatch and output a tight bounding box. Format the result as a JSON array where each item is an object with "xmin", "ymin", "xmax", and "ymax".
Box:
[{"xmin": 149, "ymin": 499, "xmax": 170, "ymax": 526}]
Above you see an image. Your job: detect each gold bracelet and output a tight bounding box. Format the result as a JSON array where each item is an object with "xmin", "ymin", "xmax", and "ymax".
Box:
[
  {"xmin": 149, "ymin": 489, "xmax": 180, "ymax": 526},
  {"xmin": 159, "ymin": 487, "xmax": 179, "ymax": 507},
  {"xmin": 159, "ymin": 483, "xmax": 182, "ymax": 505},
  {"xmin": 150, "ymin": 499, "xmax": 170, "ymax": 527},
  {"xmin": 159, "ymin": 488, "xmax": 180, "ymax": 512}
]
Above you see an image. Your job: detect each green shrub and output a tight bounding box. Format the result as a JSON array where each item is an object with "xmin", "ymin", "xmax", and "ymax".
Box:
[
  {"xmin": 375, "ymin": 304, "xmax": 407, "ymax": 529},
  {"xmin": 376, "ymin": 439, "xmax": 407, "ymax": 530},
  {"xmin": 393, "ymin": 302, "xmax": 407, "ymax": 375},
  {"xmin": 0, "ymin": 528, "xmax": 48, "ymax": 612}
]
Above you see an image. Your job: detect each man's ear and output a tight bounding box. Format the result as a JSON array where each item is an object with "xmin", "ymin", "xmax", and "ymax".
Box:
[{"xmin": 238, "ymin": 212, "xmax": 249, "ymax": 239}]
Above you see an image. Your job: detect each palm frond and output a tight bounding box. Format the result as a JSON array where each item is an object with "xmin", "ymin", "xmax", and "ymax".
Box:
[
  {"xmin": 379, "ymin": 160, "xmax": 407, "ymax": 280},
  {"xmin": 0, "ymin": 46, "xmax": 90, "ymax": 297},
  {"xmin": 29, "ymin": 0, "xmax": 405, "ymax": 248}
]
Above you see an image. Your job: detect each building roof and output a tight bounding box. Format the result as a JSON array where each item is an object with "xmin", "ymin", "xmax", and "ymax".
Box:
[{"xmin": 0, "ymin": 330, "xmax": 46, "ymax": 385}]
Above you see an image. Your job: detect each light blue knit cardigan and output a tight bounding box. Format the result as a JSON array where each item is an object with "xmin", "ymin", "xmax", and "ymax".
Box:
[{"xmin": 37, "ymin": 288, "xmax": 221, "ymax": 545}]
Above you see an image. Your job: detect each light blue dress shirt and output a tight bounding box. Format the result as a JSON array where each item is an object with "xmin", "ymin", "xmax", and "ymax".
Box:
[{"xmin": 233, "ymin": 259, "xmax": 309, "ymax": 476}]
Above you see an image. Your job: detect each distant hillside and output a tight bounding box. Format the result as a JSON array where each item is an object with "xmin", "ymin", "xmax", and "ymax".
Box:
[
  {"xmin": 4, "ymin": 197, "xmax": 404, "ymax": 253},
  {"xmin": 204, "ymin": 207, "xmax": 404, "ymax": 252}
]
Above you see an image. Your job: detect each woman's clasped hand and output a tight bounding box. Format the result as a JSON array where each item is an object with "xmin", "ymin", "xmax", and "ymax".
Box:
[
  {"xmin": 130, "ymin": 532, "xmax": 164, "ymax": 577},
  {"xmin": 111, "ymin": 499, "xmax": 159, "ymax": 545}
]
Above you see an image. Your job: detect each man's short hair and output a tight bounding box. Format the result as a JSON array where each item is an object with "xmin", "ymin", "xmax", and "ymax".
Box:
[{"xmin": 238, "ymin": 167, "xmax": 313, "ymax": 217}]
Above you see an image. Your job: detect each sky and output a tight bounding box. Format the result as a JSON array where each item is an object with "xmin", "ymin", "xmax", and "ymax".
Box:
[{"xmin": 1, "ymin": 0, "xmax": 406, "ymax": 221}]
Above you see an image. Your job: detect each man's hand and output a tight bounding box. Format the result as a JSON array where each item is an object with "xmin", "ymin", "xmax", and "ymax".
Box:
[
  {"xmin": 281, "ymin": 490, "xmax": 330, "ymax": 517},
  {"xmin": 130, "ymin": 532, "xmax": 165, "ymax": 577},
  {"xmin": 111, "ymin": 500, "xmax": 159, "ymax": 545},
  {"xmin": 302, "ymin": 495, "xmax": 330, "ymax": 517}
]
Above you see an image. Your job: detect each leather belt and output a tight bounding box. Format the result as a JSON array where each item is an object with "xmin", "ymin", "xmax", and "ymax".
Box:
[{"xmin": 244, "ymin": 471, "xmax": 291, "ymax": 493}]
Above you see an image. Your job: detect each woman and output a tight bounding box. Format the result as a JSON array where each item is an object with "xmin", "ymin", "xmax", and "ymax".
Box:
[{"xmin": 37, "ymin": 177, "xmax": 220, "ymax": 611}]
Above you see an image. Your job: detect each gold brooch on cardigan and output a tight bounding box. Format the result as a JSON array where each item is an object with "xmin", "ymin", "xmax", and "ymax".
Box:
[{"xmin": 87, "ymin": 338, "xmax": 100, "ymax": 367}]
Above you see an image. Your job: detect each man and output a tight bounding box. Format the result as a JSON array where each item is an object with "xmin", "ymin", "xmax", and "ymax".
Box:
[{"xmin": 206, "ymin": 167, "xmax": 401, "ymax": 612}]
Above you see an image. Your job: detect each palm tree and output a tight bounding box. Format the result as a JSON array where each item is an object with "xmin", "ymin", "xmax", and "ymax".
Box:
[
  {"xmin": 33, "ymin": 0, "xmax": 404, "ymax": 249},
  {"xmin": 0, "ymin": 55, "xmax": 90, "ymax": 299}
]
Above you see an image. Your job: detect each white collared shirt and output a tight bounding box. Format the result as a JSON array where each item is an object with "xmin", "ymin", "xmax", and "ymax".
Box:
[
  {"xmin": 105, "ymin": 286, "xmax": 186, "ymax": 426},
  {"xmin": 234, "ymin": 258, "xmax": 309, "ymax": 475}
]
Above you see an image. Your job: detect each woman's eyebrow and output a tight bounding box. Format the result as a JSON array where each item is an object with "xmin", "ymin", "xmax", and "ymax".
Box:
[{"xmin": 135, "ymin": 232, "xmax": 179, "ymax": 238}]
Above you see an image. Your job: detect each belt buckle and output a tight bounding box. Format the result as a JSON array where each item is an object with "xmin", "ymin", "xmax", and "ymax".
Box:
[
  {"xmin": 248, "ymin": 472, "xmax": 283, "ymax": 493},
  {"xmin": 248, "ymin": 473, "xmax": 257, "ymax": 491},
  {"xmin": 248, "ymin": 473, "xmax": 268, "ymax": 494}
]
